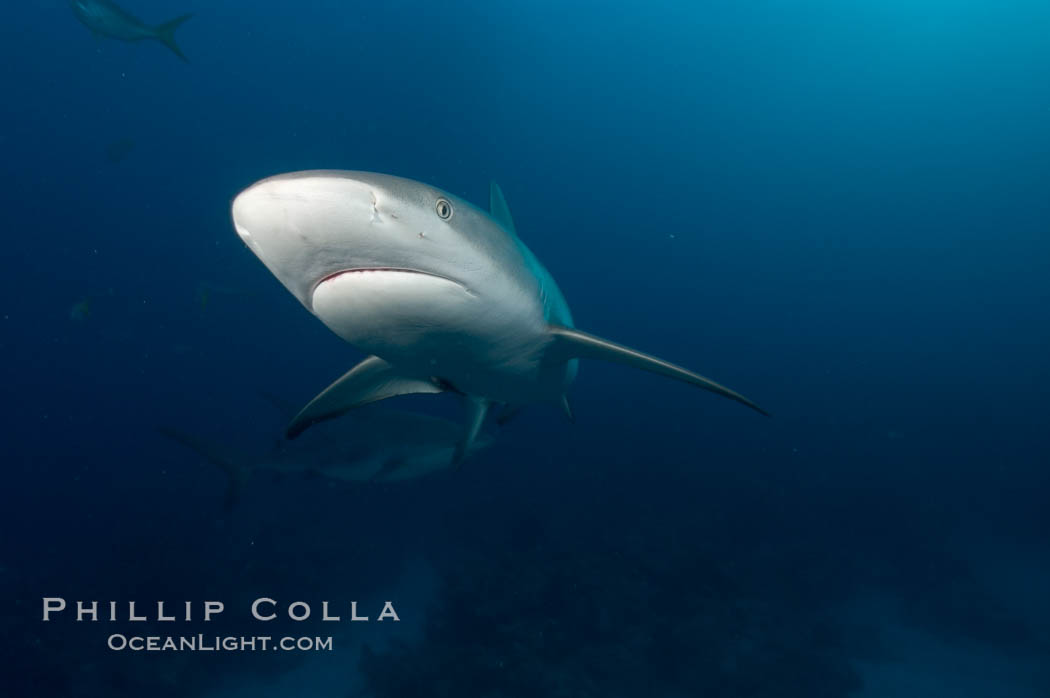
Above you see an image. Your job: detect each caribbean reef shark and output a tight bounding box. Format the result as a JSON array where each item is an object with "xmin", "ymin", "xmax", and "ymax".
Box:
[
  {"xmin": 231, "ymin": 171, "xmax": 767, "ymax": 461},
  {"xmin": 161, "ymin": 408, "xmax": 493, "ymax": 508},
  {"xmin": 71, "ymin": 0, "xmax": 192, "ymax": 62}
]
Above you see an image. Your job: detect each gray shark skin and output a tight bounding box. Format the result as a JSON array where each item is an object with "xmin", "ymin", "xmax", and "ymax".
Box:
[
  {"xmin": 231, "ymin": 171, "xmax": 768, "ymax": 458},
  {"xmin": 71, "ymin": 0, "xmax": 192, "ymax": 61},
  {"xmin": 161, "ymin": 409, "xmax": 494, "ymax": 507}
]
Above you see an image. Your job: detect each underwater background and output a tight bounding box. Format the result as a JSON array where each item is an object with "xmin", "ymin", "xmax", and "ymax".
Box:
[{"xmin": 2, "ymin": 0, "xmax": 1049, "ymax": 696}]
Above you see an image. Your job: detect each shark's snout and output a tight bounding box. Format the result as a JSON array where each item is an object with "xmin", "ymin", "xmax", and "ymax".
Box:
[
  {"xmin": 230, "ymin": 185, "xmax": 266, "ymax": 250},
  {"xmin": 231, "ymin": 173, "xmax": 375, "ymax": 250},
  {"xmin": 231, "ymin": 178, "xmax": 287, "ymax": 241},
  {"xmin": 231, "ymin": 172, "xmax": 421, "ymax": 311},
  {"xmin": 230, "ymin": 175, "xmax": 365, "ymax": 308}
]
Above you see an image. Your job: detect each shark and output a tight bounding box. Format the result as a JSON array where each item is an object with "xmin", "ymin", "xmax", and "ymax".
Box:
[
  {"xmin": 231, "ymin": 171, "xmax": 768, "ymax": 461},
  {"xmin": 161, "ymin": 407, "xmax": 494, "ymax": 508},
  {"xmin": 71, "ymin": 0, "xmax": 192, "ymax": 62}
]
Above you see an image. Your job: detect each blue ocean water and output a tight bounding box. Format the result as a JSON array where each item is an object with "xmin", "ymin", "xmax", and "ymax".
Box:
[{"xmin": 2, "ymin": 1, "xmax": 1048, "ymax": 696}]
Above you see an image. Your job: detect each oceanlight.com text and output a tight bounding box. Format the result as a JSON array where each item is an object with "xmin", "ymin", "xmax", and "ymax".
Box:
[{"xmin": 107, "ymin": 634, "xmax": 334, "ymax": 652}]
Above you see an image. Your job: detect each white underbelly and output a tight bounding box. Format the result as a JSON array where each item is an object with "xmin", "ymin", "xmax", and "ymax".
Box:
[{"xmin": 310, "ymin": 269, "xmax": 566, "ymax": 402}]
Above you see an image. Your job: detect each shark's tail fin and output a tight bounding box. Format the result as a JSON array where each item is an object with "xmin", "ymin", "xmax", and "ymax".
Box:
[
  {"xmin": 153, "ymin": 14, "xmax": 193, "ymax": 62},
  {"xmin": 158, "ymin": 427, "xmax": 249, "ymax": 510}
]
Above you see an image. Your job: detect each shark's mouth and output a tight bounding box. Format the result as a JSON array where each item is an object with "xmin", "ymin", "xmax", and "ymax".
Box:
[
  {"xmin": 309, "ymin": 266, "xmax": 480, "ymax": 342},
  {"xmin": 315, "ymin": 267, "xmax": 455, "ymax": 285},
  {"xmin": 316, "ymin": 267, "xmax": 465, "ymax": 290},
  {"xmin": 310, "ymin": 268, "xmax": 474, "ymax": 312}
]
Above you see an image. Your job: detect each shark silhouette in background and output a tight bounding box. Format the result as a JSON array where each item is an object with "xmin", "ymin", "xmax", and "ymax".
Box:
[
  {"xmin": 161, "ymin": 404, "xmax": 495, "ymax": 508},
  {"xmin": 71, "ymin": 0, "xmax": 192, "ymax": 61}
]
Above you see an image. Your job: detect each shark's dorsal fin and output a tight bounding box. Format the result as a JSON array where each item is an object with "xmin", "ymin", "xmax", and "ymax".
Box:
[
  {"xmin": 547, "ymin": 325, "xmax": 769, "ymax": 417},
  {"xmin": 453, "ymin": 397, "xmax": 490, "ymax": 466},
  {"xmin": 489, "ymin": 181, "xmax": 516, "ymax": 235},
  {"xmin": 287, "ymin": 356, "xmax": 444, "ymax": 439}
]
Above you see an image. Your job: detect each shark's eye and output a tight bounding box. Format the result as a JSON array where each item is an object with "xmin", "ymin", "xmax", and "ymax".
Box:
[{"xmin": 435, "ymin": 198, "xmax": 453, "ymax": 220}]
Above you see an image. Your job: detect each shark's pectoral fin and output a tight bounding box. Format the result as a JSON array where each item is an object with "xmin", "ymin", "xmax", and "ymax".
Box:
[
  {"xmin": 453, "ymin": 398, "xmax": 490, "ymax": 467},
  {"xmin": 287, "ymin": 356, "xmax": 444, "ymax": 439},
  {"xmin": 261, "ymin": 391, "xmax": 340, "ymax": 448},
  {"xmin": 547, "ymin": 325, "xmax": 769, "ymax": 417}
]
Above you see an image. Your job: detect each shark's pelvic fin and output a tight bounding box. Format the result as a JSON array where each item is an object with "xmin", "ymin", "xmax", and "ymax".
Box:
[
  {"xmin": 547, "ymin": 325, "xmax": 769, "ymax": 417},
  {"xmin": 489, "ymin": 181, "xmax": 517, "ymax": 235},
  {"xmin": 560, "ymin": 395, "xmax": 576, "ymax": 423},
  {"xmin": 453, "ymin": 397, "xmax": 490, "ymax": 466},
  {"xmin": 287, "ymin": 356, "xmax": 444, "ymax": 439}
]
